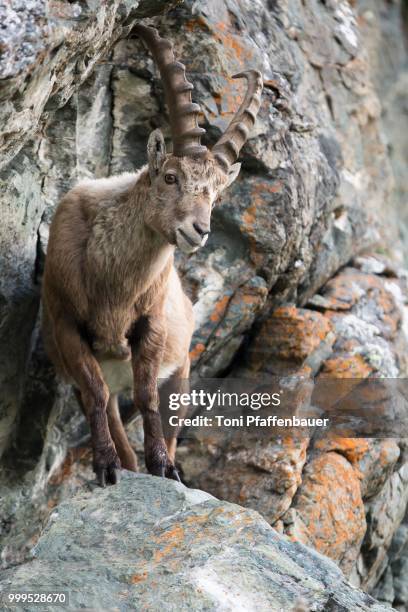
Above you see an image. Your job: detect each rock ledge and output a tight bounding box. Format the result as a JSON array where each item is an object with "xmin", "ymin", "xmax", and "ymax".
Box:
[{"xmin": 0, "ymin": 474, "xmax": 392, "ymax": 611}]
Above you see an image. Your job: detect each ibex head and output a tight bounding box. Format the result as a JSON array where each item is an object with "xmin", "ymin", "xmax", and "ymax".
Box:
[{"xmin": 135, "ymin": 25, "xmax": 263, "ymax": 254}]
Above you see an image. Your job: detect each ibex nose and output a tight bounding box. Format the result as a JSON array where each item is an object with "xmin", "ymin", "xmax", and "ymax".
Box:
[{"xmin": 193, "ymin": 222, "xmax": 210, "ymax": 237}]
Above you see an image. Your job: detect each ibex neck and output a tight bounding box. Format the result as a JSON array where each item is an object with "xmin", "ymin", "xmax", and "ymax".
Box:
[{"xmin": 87, "ymin": 168, "xmax": 173, "ymax": 294}]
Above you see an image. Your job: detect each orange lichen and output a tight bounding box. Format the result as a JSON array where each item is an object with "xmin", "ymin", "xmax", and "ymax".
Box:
[
  {"xmin": 242, "ymin": 293, "xmax": 260, "ymax": 305},
  {"xmin": 314, "ymin": 438, "xmax": 370, "ymax": 465},
  {"xmin": 157, "ymin": 525, "xmax": 185, "ymax": 542},
  {"xmin": 184, "ymin": 16, "xmax": 209, "ymax": 32},
  {"xmin": 213, "ymin": 21, "xmax": 254, "ymax": 66},
  {"xmin": 240, "ymin": 181, "xmax": 284, "ymax": 266},
  {"xmin": 320, "ymin": 354, "xmax": 372, "ymax": 378},
  {"xmin": 242, "ymin": 205, "xmax": 256, "ymax": 229},
  {"xmin": 289, "ymin": 452, "xmax": 365, "ymax": 573},
  {"xmin": 189, "ymin": 342, "xmax": 205, "ymax": 362},
  {"xmin": 245, "ymin": 182, "xmax": 283, "ymax": 234},
  {"xmin": 210, "ymin": 295, "xmax": 230, "ymax": 322},
  {"xmin": 248, "ymin": 306, "xmax": 334, "ymax": 369},
  {"xmin": 153, "ymin": 525, "xmax": 185, "ymax": 563},
  {"xmin": 319, "ymin": 269, "xmax": 401, "ymax": 338},
  {"xmin": 130, "ymin": 572, "xmax": 147, "ymax": 584}
]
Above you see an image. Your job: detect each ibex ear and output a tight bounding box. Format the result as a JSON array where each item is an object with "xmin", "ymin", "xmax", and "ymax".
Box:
[
  {"xmin": 225, "ymin": 162, "xmax": 241, "ymax": 188},
  {"xmin": 147, "ymin": 129, "xmax": 166, "ymax": 180}
]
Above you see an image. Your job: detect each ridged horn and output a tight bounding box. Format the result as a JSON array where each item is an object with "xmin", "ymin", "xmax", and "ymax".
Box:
[
  {"xmin": 134, "ymin": 24, "xmax": 207, "ymax": 157},
  {"xmin": 212, "ymin": 70, "xmax": 263, "ymax": 171}
]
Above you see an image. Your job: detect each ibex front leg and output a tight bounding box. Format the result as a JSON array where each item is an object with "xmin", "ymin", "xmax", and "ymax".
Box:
[
  {"xmin": 52, "ymin": 314, "xmax": 121, "ymax": 486},
  {"xmin": 129, "ymin": 314, "xmax": 180, "ymax": 481}
]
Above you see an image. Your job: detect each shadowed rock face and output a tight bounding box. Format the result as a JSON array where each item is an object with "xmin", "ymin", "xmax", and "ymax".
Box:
[
  {"xmin": 0, "ymin": 0, "xmax": 407, "ymax": 606},
  {"xmin": 0, "ymin": 474, "xmax": 393, "ymax": 611}
]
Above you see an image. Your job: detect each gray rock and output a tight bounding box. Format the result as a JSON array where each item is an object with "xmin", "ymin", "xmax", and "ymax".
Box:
[
  {"xmin": 0, "ymin": 0, "xmax": 407, "ymax": 603},
  {"xmin": 357, "ymin": 0, "xmax": 408, "ymax": 265},
  {"xmin": 0, "ymin": 474, "xmax": 393, "ymax": 611},
  {"xmin": 0, "ymin": 0, "xmax": 178, "ymax": 169},
  {"xmin": 360, "ymin": 464, "xmax": 408, "ymax": 592},
  {"xmin": 372, "ymin": 521, "xmax": 408, "ymax": 607}
]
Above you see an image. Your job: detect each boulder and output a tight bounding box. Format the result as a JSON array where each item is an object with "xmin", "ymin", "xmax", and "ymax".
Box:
[{"xmin": 0, "ymin": 474, "xmax": 393, "ymax": 611}]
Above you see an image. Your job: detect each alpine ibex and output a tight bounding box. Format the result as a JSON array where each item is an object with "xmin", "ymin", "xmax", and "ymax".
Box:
[{"xmin": 42, "ymin": 24, "xmax": 263, "ymax": 486}]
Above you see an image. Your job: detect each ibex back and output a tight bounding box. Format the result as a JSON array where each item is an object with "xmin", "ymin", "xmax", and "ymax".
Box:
[{"xmin": 42, "ymin": 25, "xmax": 263, "ymax": 486}]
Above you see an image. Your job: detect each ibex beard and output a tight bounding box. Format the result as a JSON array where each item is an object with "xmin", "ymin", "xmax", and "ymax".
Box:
[{"xmin": 41, "ymin": 25, "xmax": 263, "ymax": 486}]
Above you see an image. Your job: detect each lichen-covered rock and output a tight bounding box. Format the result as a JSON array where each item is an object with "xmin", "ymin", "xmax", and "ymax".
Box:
[
  {"xmin": 0, "ymin": 474, "xmax": 393, "ymax": 611},
  {"xmin": 287, "ymin": 451, "xmax": 367, "ymax": 576},
  {"xmin": 0, "ymin": 0, "xmax": 407, "ymax": 605},
  {"xmin": 247, "ymin": 306, "xmax": 335, "ymax": 371},
  {"xmin": 180, "ymin": 256, "xmax": 408, "ymax": 594}
]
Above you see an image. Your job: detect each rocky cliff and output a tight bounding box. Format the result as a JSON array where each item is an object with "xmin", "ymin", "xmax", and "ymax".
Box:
[
  {"xmin": 0, "ymin": 474, "xmax": 394, "ymax": 611},
  {"xmin": 0, "ymin": 0, "xmax": 407, "ymax": 608}
]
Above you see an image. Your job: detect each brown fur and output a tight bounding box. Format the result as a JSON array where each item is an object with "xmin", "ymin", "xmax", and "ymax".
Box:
[
  {"xmin": 42, "ymin": 147, "xmax": 239, "ymax": 485},
  {"xmin": 42, "ymin": 23, "xmax": 261, "ymax": 486}
]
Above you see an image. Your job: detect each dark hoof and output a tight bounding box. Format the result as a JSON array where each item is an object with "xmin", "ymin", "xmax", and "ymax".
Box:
[
  {"xmin": 150, "ymin": 462, "xmax": 180, "ymax": 482},
  {"xmin": 111, "ymin": 467, "xmax": 121, "ymax": 484},
  {"xmin": 96, "ymin": 467, "xmax": 106, "ymax": 488},
  {"xmin": 166, "ymin": 465, "xmax": 181, "ymax": 482},
  {"xmin": 93, "ymin": 448, "xmax": 121, "ymax": 487},
  {"xmin": 95, "ymin": 464, "xmax": 121, "ymax": 487},
  {"xmin": 145, "ymin": 438, "xmax": 180, "ymax": 482}
]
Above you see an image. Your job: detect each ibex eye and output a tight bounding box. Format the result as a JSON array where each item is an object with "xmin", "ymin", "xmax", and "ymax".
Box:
[{"xmin": 165, "ymin": 174, "xmax": 177, "ymax": 184}]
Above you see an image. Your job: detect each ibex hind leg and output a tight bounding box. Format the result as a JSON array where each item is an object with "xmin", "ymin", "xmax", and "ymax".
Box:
[
  {"xmin": 107, "ymin": 394, "xmax": 138, "ymax": 472},
  {"xmin": 51, "ymin": 315, "xmax": 121, "ymax": 487},
  {"xmin": 74, "ymin": 389, "xmax": 138, "ymax": 472},
  {"xmin": 159, "ymin": 357, "xmax": 190, "ymax": 477}
]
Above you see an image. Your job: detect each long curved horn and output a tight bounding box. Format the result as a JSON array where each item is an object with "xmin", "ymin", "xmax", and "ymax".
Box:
[
  {"xmin": 134, "ymin": 24, "xmax": 207, "ymax": 157},
  {"xmin": 212, "ymin": 70, "xmax": 263, "ymax": 171}
]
